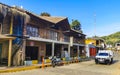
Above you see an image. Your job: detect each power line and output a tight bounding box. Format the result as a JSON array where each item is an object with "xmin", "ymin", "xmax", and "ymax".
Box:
[{"xmin": 94, "ymin": 12, "xmax": 96, "ymax": 36}]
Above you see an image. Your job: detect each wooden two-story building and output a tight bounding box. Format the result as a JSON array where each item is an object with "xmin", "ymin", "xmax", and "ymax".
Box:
[
  {"xmin": 24, "ymin": 12, "xmax": 86, "ymax": 64},
  {"xmin": 0, "ymin": 3, "xmax": 86, "ymax": 66}
]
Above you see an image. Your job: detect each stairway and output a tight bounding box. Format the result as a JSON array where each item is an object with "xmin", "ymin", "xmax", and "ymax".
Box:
[{"xmin": 12, "ymin": 38, "xmax": 23, "ymax": 65}]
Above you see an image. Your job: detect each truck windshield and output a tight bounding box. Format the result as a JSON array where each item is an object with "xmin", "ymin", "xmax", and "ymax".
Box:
[{"xmin": 98, "ymin": 53, "xmax": 108, "ymax": 56}]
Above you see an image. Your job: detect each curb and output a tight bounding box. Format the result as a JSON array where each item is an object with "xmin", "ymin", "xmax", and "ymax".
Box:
[
  {"xmin": 0, "ymin": 64, "xmax": 52, "ymax": 73},
  {"xmin": 0, "ymin": 59, "xmax": 89, "ymax": 73},
  {"xmin": 0, "ymin": 65, "xmax": 40, "ymax": 73}
]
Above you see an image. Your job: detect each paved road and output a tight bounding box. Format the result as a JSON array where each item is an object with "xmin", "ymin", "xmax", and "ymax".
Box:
[{"xmin": 1, "ymin": 51, "xmax": 120, "ymax": 75}]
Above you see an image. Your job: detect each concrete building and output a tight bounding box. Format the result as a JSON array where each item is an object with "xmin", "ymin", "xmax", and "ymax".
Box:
[{"xmin": 85, "ymin": 38, "xmax": 106, "ymax": 57}]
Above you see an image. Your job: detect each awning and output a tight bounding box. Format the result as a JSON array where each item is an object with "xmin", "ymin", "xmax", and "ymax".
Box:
[
  {"xmin": 73, "ymin": 43, "xmax": 85, "ymax": 46},
  {"xmin": 28, "ymin": 37, "xmax": 69, "ymax": 45}
]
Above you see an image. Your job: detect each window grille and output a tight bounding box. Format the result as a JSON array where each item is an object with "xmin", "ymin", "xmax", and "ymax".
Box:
[{"xmin": 26, "ymin": 25, "xmax": 39, "ymax": 37}]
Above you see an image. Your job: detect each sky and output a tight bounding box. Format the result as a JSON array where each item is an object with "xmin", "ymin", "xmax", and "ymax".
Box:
[{"xmin": 0, "ymin": 0, "xmax": 120, "ymax": 37}]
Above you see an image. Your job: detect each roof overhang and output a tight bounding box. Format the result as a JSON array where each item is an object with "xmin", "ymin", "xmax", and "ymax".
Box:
[
  {"xmin": 28, "ymin": 37, "xmax": 69, "ymax": 45},
  {"xmin": 26, "ymin": 12, "xmax": 70, "ymax": 31},
  {"xmin": 0, "ymin": 34, "xmax": 16, "ymax": 40},
  {"xmin": 0, "ymin": 34, "xmax": 16, "ymax": 43},
  {"xmin": 64, "ymin": 29, "xmax": 86, "ymax": 38},
  {"xmin": 73, "ymin": 43, "xmax": 85, "ymax": 46}
]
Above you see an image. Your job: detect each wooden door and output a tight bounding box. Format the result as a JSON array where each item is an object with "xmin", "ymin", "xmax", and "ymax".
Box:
[
  {"xmin": 0, "ymin": 44, "xmax": 2, "ymax": 59},
  {"xmin": 0, "ymin": 24, "xmax": 2, "ymax": 34}
]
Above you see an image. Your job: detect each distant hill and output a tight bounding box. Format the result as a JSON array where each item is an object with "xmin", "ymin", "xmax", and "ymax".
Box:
[{"xmin": 101, "ymin": 31, "xmax": 120, "ymax": 46}]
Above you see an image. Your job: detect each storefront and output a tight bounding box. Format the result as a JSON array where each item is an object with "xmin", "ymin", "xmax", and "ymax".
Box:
[
  {"xmin": 26, "ymin": 46, "xmax": 39, "ymax": 61},
  {"xmin": 0, "ymin": 35, "xmax": 15, "ymax": 66},
  {"xmin": 86, "ymin": 44, "xmax": 96, "ymax": 57},
  {"xmin": 25, "ymin": 40, "xmax": 46, "ymax": 64}
]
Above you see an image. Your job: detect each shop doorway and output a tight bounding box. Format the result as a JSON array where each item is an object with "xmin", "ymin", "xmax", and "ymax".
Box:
[
  {"xmin": 79, "ymin": 46, "xmax": 85, "ymax": 56},
  {"xmin": 0, "ymin": 44, "xmax": 2, "ymax": 59},
  {"xmin": 54, "ymin": 44, "xmax": 62, "ymax": 58},
  {"xmin": 0, "ymin": 24, "xmax": 2, "ymax": 34},
  {"xmin": 25, "ymin": 46, "xmax": 38, "ymax": 60},
  {"xmin": 46, "ymin": 43, "xmax": 52, "ymax": 57}
]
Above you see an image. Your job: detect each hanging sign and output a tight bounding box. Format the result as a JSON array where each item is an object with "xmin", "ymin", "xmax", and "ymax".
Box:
[
  {"xmin": 70, "ymin": 36, "xmax": 73, "ymax": 46},
  {"xmin": 30, "ymin": 41, "xmax": 34, "ymax": 46}
]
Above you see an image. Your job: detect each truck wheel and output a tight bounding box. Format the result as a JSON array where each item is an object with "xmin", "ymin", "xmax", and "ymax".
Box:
[
  {"xmin": 110, "ymin": 58, "xmax": 113, "ymax": 64},
  {"xmin": 95, "ymin": 62, "xmax": 98, "ymax": 64},
  {"xmin": 105, "ymin": 60, "xmax": 110, "ymax": 65},
  {"xmin": 95, "ymin": 59, "xmax": 98, "ymax": 64}
]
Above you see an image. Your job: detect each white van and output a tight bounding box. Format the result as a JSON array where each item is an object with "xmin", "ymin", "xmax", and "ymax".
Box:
[{"xmin": 95, "ymin": 50, "xmax": 113, "ymax": 65}]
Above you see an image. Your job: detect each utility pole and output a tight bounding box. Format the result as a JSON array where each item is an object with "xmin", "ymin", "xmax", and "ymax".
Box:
[{"xmin": 94, "ymin": 13, "xmax": 96, "ymax": 37}]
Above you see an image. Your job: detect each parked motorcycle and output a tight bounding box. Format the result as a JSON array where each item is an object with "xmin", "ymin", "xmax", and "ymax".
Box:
[{"xmin": 50, "ymin": 56, "xmax": 61, "ymax": 67}]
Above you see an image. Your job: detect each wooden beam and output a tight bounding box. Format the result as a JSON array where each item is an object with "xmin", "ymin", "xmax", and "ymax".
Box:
[
  {"xmin": 21, "ymin": 39, "xmax": 26, "ymax": 65},
  {"xmin": 8, "ymin": 39, "xmax": 12, "ymax": 67},
  {"xmin": 10, "ymin": 14, "xmax": 13, "ymax": 34},
  {"xmin": 8, "ymin": 11, "xmax": 13, "ymax": 67}
]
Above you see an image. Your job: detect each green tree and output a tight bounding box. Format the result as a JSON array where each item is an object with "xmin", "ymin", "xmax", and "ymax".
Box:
[
  {"xmin": 101, "ymin": 31, "xmax": 120, "ymax": 47},
  {"xmin": 92, "ymin": 35, "xmax": 99, "ymax": 38},
  {"xmin": 40, "ymin": 12, "xmax": 51, "ymax": 16},
  {"xmin": 70, "ymin": 19, "xmax": 82, "ymax": 32}
]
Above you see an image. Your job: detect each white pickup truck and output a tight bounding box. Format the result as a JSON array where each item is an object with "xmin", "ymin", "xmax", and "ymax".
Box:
[{"xmin": 95, "ymin": 50, "xmax": 113, "ymax": 65}]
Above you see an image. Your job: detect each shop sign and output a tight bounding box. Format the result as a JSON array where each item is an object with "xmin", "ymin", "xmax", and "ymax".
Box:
[
  {"xmin": 70, "ymin": 36, "xmax": 73, "ymax": 46},
  {"xmin": 30, "ymin": 41, "xmax": 34, "ymax": 46}
]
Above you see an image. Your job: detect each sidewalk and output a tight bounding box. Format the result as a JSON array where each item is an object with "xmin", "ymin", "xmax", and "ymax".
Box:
[
  {"xmin": 0, "ymin": 58, "xmax": 91, "ymax": 73},
  {"xmin": 0, "ymin": 63, "xmax": 52, "ymax": 73}
]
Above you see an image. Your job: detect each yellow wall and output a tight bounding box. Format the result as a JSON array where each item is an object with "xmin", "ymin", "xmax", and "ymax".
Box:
[{"xmin": 85, "ymin": 39, "xmax": 96, "ymax": 46}]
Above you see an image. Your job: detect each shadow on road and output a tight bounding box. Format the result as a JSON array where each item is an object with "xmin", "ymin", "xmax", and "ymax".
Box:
[{"xmin": 112, "ymin": 60, "xmax": 119, "ymax": 64}]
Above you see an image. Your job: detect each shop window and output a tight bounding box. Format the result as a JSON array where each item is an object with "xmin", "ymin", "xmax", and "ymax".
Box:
[{"xmin": 26, "ymin": 25, "xmax": 39, "ymax": 37}]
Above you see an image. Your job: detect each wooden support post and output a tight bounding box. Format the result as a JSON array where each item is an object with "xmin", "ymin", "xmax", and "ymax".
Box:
[
  {"xmin": 99, "ymin": 40, "xmax": 101, "ymax": 50},
  {"xmin": 8, "ymin": 12, "xmax": 13, "ymax": 67},
  {"xmin": 21, "ymin": 39, "xmax": 26, "ymax": 65},
  {"xmin": 10, "ymin": 14, "xmax": 13, "ymax": 34},
  {"xmin": 8, "ymin": 39, "xmax": 12, "ymax": 67}
]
